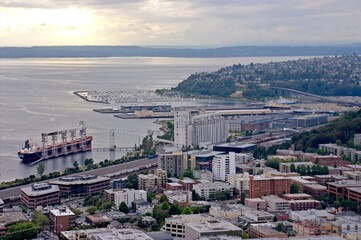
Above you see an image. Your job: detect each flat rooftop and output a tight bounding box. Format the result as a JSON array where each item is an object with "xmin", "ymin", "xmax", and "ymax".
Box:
[
  {"xmin": 185, "ymin": 220, "xmax": 241, "ymax": 233},
  {"xmin": 0, "ymin": 211, "xmax": 28, "ymax": 229},
  {"xmin": 50, "ymin": 175, "xmax": 109, "ymax": 185},
  {"xmin": 50, "ymin": 207, "xmax": 75, "ymax": 217},
  {"xmin": 328, "ymin": 180, "xmax": 361, "ymax": 187},
  {"xmin": 21, "ymin": 184, "xmax": 59, "ymax": 197}
]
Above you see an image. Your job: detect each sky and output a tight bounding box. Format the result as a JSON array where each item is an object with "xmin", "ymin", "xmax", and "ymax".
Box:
[{"xmin": 0, "ymin": 0, "xmax": 361, "ymax": 47}]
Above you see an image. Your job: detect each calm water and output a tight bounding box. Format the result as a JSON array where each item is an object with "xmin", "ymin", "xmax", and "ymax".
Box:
[{"xmin": 0, "ymin": 56, "xmax": 312, "ymax": 182}]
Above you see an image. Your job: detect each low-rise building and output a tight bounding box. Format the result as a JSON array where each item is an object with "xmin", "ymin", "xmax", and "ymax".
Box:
[
  {"xmin": 245, "ymin": 198, "xmax": 267, "ymax": 211},
  {"xmin": 0, "ymin": 211, "xmax": 28, "ymax": 237},
  {"xmin": 180, "ymin": 178, "xmax": 196, "ymax": 190},
  {"xmin": 162, "ymin": 214, "xmax": 213, "ymax": 238},
  {"xmin": 288, "ymin": 199, "xmax": 321, "ymax": 211},
  {"xmin": 165, "ymin": 182, "xmax": 184, "ymax": 191},
  {"xmin": 20, "ymin": 183, "xmax": 60, "ymax": 209},
  {"xmin": 193, "ymin": 170, "xmax": 213, "ymax": 182},
  {"xmin": 209, "ymin": 204, "xmax": 247, "ymax": 220},
  {"xmin": 193, "ymin": 182, "xmax": 233, "ymax": 200},
  {"xmin": 292, "ymin": 220, "xmax": 329, "ymax": 237},
  {"xmin": 111, "ymin": 178, "xmax": 127, "ymax": 189},
  {"xmin": 262, "ymin": 195, "xmax": 290, "ymax": 212},
  {"xmin": 50, "ymin": 175, "xmax": 110, "ymax": 197},
  {"xmin": 49, "ymin": 207, "xmax": 76, "ymax": 234},
  {"xmin": 61, "ymin": 227, "xmax": 154, "ymax": 240},
  {"xmin": 184, "ymin": 219, "xmax": 243, "ymax": 240},
  {"xmin": 327, "ymin": 180, "xmax": 361, "ymax": 198},
  {"xmin": 289, "ymin": 114, "xmax": 327, "ymax": 128},
  {"xmin": 165, "ymin": 190, "xmax": 192, "ymax": 207},
  {"xmin": 282, "ymin": 193, "xmax": 312, "ymax": 200},
  {"xmin": 114, "ymin": 189, "xmax": 147, "ymax": 208},
  {"xmin": 309, "ymin": 155, "xmax": 349, "ymax": 167},
  {"xmin": 135, "ymin": 201, "xmax": 155, "ymax": 215},
  {"xmin": 86, "ymin": 214, "xmax": 112, "ymax": 226},
  {"xmin": 248, "ymin": 225, "xmax": 288, "ymax": 238},
  {"xmin": 346, "ymin": 186, "xmax": 361, "ymax": 203},
  {"xmin": 279, "ymin": 161, "xmax": 313, "ymax": 173}
]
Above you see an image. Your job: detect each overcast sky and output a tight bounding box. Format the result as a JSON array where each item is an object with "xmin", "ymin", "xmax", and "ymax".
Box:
[{"xmin": 1, "ymin": 0, "xmax": 360, "ymax": 47}]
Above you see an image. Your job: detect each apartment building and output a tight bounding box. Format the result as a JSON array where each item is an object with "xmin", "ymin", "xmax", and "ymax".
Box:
[
  {"xmin": 212, "ymin": 152, "xmax": 235, "ymax": 182},
  {"xmin": 249, "ymin": 175, "xmax": 290, "ymax": 198},
  {"xmin": 193, "ymin": 182, "xmax": 233, "ymax": 200},
  {"xmin": 113, "ymin": 189, "xmax": 147, "ymax": 208},
  {"xmin": 138, "ymin": 169, "xmax": 167, "ymax": 191}
]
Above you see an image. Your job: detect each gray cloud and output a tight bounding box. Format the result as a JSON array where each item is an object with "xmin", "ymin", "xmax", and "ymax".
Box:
[{"xmin": 0, "ymin": 0, "xmax": 360, "ymax": 46}]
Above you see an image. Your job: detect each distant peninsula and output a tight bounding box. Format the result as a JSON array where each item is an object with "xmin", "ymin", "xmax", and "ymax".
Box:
[
  {"xmin": 171, "ymin": 55, "xmax": 361, "ymax": 98},
  {"xmin": 0, "ymin": 45, "xmax": 361, "ymax": 58}
]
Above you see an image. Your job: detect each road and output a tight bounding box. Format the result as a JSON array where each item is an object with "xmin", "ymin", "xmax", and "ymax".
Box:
[{"xmin": 0, "ymin": 157, "xmax": 157, "ymax": 199}]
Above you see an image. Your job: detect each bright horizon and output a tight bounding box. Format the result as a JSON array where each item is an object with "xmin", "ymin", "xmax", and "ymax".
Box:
[{"xmin": 1, "ymin": 0, "xmax": 360, "ymax": 47}]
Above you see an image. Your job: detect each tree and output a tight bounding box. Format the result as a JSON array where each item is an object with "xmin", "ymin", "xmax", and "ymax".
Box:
[
  {"xmin": 4, "ymin": 221, "xmax": 38, "ymax": 240},
  {"xmin": 119, "ymin": 202, "xmax": 129, "ymax": 213},
  {"xmin": 73, "ymin": 160, "xmax": 79, "ymax": 169},
  {"xmin": 147, "ymin": 192, "xmax": 155, "ymax": 202},
  {"xmin": 126, "ymin": 174, "xmax": 138, "ymax": 189},
  {"xmin": 70, "ymin": 208, "xmax": 82, "ymax": 216},
  {"xmin": 290, "ymin": 163, "xmax": 296, "ymax": 172},
  {"xmin": 290, "ymin": 183, "xmax": 300, "ymax": 193},
  {"xmin": 161, "ymin": 202, "xmax": 169, "ymax": 210},
  {"xmin": 265, "ymin": 159, "xmax": 280, "ymax": 170},
  {"xmin": 240, "ymin": 192, "xmax": 246, "ymax": 205},
  {"xmin": 181, "ymin": 169, "xmax": 194, "ymax": 179},
  {"xmin": 32, "ymin": 211, "xmax": 49, "ymax": 226},
  {"xmin": 333, "ymin": 200, "xmax": 341, "ymax": 209},
  {"xmin": 86, "ymin": 206, "xmax": 97, "ymax": 214},
  {"xmin": 37, "ymin": 162, "xmax": 45, "ymax": 176},
  {"xmin": 182, "ymin": 206, "xmax": 192, "ymax": 215},
  {"xmin": 100, "ymin": 202, "xmax": 113, "ymax": 210},
  {"xmin": 276, "ymin": 223, "xmax": 286, "ymax": 233},
  {"xmin": 169, "ymin": 202, "xmax": 183, "ymax": 215},
  {"xmin": 159, "ymin": 194, "xmax": 168, "ymax": 203},
  {"xmin": 241, "ymin": 232, "xmax": 249, "ymax": 239}
]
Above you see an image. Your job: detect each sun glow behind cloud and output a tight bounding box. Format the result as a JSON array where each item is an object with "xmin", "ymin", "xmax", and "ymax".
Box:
[{"xmin": 0, "ymin": 0, "xmax": 360, "ymax": 46}]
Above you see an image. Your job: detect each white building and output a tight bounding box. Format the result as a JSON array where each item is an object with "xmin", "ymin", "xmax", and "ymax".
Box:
[
  {"xmin": 114, "ymin": 189, "xmax": 147, "ymax": 208},
  {"xmin": 193, "ymin": 170, "xmax": 213, "ymax": 182},
  {"xmin": 227, "ymin": 172, "xmax": 250, "ymax": 193},
  {"xmin": 212, "ymin": 152, "xmax": 236, "ymax": 182},
  {"xmin": 262, "ymin": 195, "xmax": 290, "ymax": 212},
  {"xmin": 135, "ymin": 201, "xmax": 155, "ymax": 215},
  {"xmin": 174, "ymin": 110, "xmax": 229, "ymax": 149},
  {"xmin": 165, "ymin": 190, "xmax": 192, "ymax": 206},
  {"xmin": 193, "ymin": 182, "xmax": 233, "ymax": 200}
]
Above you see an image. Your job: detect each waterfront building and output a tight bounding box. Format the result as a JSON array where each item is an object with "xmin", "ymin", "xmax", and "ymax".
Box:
[
  {"xmin": 111, "ymin": 178, "xmax": 127, "ymax": 189},
  {"xmin": 174, "ymin": 110, "xmax": 228, "ymax": 149},
  {"xmin": 249, "ymin": 175, "xmax": 289, "ymax": 198},
  {"xmin": 113, "ymin": 189, "xmax": 147, "ymax": 208},
  {"xmin": 138, "ymin": 169, "xmax": 167, "ymax": 191},
  {"xmin": 212, "ymin": 152, "xmax": 236, "ymax": 182},
  {"xmin": 49, "ymin": 175, "xmax": 110, "ymax": 197},
  {"xmin": 20, "ymin": 183, "xmax": 60, "ymax": 209},
  {"xmin": 49, "ymin": 207, "xmax": 76, "ymax": 234},
  {"xmin": 289, "ymin": 114, "xmax": 327, "ymax": 128},
  {"xmin": 193, "ymin": 182, "xmax": 233, "ymax": 200}
]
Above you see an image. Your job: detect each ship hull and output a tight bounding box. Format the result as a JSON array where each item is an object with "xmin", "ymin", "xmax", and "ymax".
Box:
[{"xmin": 18, "ymin": 137, "xmax": 93, "ymax": 163}]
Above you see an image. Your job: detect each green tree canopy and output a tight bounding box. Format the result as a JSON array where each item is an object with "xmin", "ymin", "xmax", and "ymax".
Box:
[
  {"xmin": 4, "ymin": 221, "xmax": 38, "ymax": 240},
  {"xmin": 290, "ymin": 183, "xmax": 300, "ymax": 194},
  {"xmin": 182, "ymin": 206, "xmax": 192, "ymax": 215},
  {"xmin": 36, "ymin": 162, "xmax": 45, "ymax": 176},
  {"xmin": 32, "ymin": 211, "xmax": 49, "ymax": 226},
  {"xmin": 119, "ymin": 202, "xmax": 129, "ymax": 213},
  {"xmin": 86, "ymin": 206, "xmax": 97, "ymax": 214}
]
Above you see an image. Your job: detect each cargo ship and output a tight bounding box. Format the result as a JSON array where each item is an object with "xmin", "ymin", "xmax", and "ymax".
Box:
[{"xmin": 18, "ymin": 122, "xmax": 92, "ymax": 164}]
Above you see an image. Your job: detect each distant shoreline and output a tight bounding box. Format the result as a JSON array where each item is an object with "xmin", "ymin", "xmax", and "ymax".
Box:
[{"xmin": 1, "ymin": 45, "xmax": 360, "ymax": 58}]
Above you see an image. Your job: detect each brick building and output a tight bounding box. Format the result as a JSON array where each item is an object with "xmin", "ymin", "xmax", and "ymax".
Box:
[
  {"xmin": 249, "ymin": 176, "xmax": 290, "ymax": 198},
  {"xmin": 50, "ymin": 175, "xmax": 110, "ymax": 197},
  {"xmin": 20, "ymin": 183, "xmax": 60, "ymax": 209},
  {"xmin": 49, "ymin": 207, "xmax": 76, "ymax": 234}
]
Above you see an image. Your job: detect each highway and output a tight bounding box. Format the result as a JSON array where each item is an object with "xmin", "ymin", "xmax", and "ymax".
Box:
[{"xmin": 0, "ymin": 157, "xmax": 157, "ymax": 199}]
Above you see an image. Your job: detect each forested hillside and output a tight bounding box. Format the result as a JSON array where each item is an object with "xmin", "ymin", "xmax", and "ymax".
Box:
[
  {"xmin": 173, "ymin": 55, "xmax": 361, "ymax": 98},
  {"xmin": 291, "ymin": 110, "xmax": 361, "ymax": 151}
]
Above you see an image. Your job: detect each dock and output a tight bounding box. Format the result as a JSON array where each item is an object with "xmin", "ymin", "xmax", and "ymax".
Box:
[{"xmin": 92, "ymin": 147, "xmax": 135, "ymax": 151}]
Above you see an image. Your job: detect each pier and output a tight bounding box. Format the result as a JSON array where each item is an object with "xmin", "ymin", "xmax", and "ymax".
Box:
[{"xmin": 92, "ymin": 147, "xmax": 135, "ymax": 152}]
